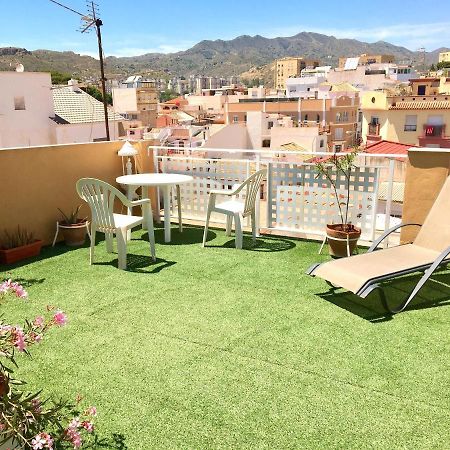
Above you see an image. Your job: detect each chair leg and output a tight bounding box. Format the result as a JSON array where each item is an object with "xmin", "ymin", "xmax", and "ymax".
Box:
[
  {"xmin": 234, "ymin": 213, "xmax": 243, "ymax": 249},
  {"xmin": 144, "ymin": 204, "xmax": 156, "ymax": 262},
  {"xmin": 105, "ymin": 232, "xmax": 114, "ymax": 253},
  {"xmin": 116, "ymin": 229, "xmax": 127, "ymax": 270},
  {"xmin": 176, "ymin": 184, "xmax": 183, "ymax": 233},
  {"xmin": 226, "ymin": 215, "xmax": 233, "ymax": 236},
  {"xmin": 251, "ymin": 211, "xmax": 256, "ymax": 243},
  {"xmin": 202, "ymin": 201, "xmax": 213, "ymax": 248},
  {"xmin": 89, "ymin": 226, "xmax": 96, "ymax": 265},
  {"xmin": 52, "ymin": 222, "xmax": 59, "ymax": 247}
]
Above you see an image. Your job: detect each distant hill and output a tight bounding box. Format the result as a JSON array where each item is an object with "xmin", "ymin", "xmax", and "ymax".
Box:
[{"xmin": 0, "ymin": 32, "xmax": 442, "ymax": 84}]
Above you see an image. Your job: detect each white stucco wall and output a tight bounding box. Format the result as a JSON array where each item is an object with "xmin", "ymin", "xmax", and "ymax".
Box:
[
  {"xmin": 112, "ymin": 88, "xmax": 138, "ymax": 113},
  {"xmin": 55, "ymin": 120, "xmax": 121, "ymax": 144},
  {"xmin": 0, "ymin": 72, "xmax": 56, "ymax": 148}
]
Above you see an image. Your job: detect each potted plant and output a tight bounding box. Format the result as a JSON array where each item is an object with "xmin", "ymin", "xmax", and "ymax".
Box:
[
  {"xmin": 315, "ymin": 149, "xmax": 361, "ymax": 257},
  {"xmin": 0, "ymin": 226, "xmax": 43, "ymax": 265},
  {"xmin": 57, "ymin": 205, "xmax": 88, "ymax": 247}
]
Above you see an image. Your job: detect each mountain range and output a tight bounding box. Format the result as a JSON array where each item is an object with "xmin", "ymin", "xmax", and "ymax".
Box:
[{"xmin": 0, "ymin": 32, "xmax": 446, "ymax": 86}]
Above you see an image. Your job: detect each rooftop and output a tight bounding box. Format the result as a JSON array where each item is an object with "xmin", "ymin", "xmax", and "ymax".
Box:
[
  {"xmin": 52, "ymin": 85, "xmax": 124, "ymax": 124},
  {"xmin": 4, "ymin": 225, "xmax": 449, "ymax": 448}
]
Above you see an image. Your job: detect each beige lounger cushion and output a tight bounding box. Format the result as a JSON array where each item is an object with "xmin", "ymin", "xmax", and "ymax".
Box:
[{"xmin": 314, "ymin": 244, "xmax": 440, "ymax": 294}]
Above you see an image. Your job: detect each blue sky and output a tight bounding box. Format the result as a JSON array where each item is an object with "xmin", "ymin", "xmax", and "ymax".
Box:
[{"xmin": 1, "ymin": 0, "xmax": 450, "ymax": 57}]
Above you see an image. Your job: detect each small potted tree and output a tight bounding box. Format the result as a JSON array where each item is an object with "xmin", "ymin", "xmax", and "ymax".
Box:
[
  {"xmin": 0, "ymin": 226, "xmax": 43, "ymax": 265},
  {"xmin": 57, "ymin": 205, "xmax": 88, "ymax": 247},
  {"xmin": 315, "ymin": 149, "xmax": 361, "ymax": 257}
]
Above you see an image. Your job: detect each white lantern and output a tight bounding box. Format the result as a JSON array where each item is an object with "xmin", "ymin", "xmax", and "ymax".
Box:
[{"xmin": 118, "ymin": 141, "xmax": 138, "ymax": 175}]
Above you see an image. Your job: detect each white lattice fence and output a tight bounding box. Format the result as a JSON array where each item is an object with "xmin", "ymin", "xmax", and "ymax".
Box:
[
  {"xmin": 159, "ymin": 156, "xmax": 250, "ymax": 223},
  {"xmin": 269, "ymin": 163, "xmax": 380, "ymax": 240}
]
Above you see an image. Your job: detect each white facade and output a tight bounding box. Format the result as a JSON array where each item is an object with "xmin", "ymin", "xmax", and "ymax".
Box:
[
  {"xmin": 285, "ymin": 76, "xmax": 326, "ymax": 98},
  {"xmin": 0, "ymin": 72, "xmax": 56, "ymax": 148}
]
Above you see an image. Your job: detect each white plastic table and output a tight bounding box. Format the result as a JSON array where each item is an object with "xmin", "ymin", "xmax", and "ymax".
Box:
[{"xmin": 116, "ymin": 173, "xmax": 193, "ymax": 243}]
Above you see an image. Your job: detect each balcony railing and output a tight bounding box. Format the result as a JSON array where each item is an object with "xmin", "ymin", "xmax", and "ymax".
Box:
[
  {"xmin": 422, "ymin": 124, "xmax": 446, "ymax": 138},
  {"xmin": 149, "ymin": 146, "xmax": 406, "ymax": 244},
  {"xmin": 368, "ymin": 123, "xmax": 380, "ymax": 136},
  {"xmin": 404, "ymin": 124, "xmax": 417, "ymax": 132}
]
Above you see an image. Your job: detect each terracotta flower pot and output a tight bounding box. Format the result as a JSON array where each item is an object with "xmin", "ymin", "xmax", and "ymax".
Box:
[
  {"xmin": 326, "ymin": 224, "xmax": 361, "ymax": 258},
  {"xmin": 59, "ymin": 220, "xmax": 88, "ymax": 247},
  {"xmin": 0, "ymin": 240, "xmax": 43, "ymax": 265}
]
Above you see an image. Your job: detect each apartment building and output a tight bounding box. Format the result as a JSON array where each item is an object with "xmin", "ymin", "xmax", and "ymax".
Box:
[
  {"xmin": 226, "ymin": 95, "xmax": 359, "ymax": 151},
  {"xmin": 439, "ymin": 51, "xmax": 450, "ymax": 63},
  {"xmin": 338, "ymin": 54, "xmax": 395, "ymax": 69},
  {"xmin": 361, "ymin": 90, "xmax": 450, "ymax": 148},
  {"xmin": 409, "ymin": 77, "xmax": 450, "ymax": 95},
  {"xmin": 112, "ymin": 80, "xmax": 158, "ymax": 128},
  {"xmin": 275, "ymin": 57, "xmax": 320, "ymax": 90}
]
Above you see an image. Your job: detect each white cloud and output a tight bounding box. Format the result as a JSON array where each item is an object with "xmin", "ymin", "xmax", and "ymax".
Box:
[{"xmin": 106, "ymin": 41, "xmax": 195, "ymax": 57}]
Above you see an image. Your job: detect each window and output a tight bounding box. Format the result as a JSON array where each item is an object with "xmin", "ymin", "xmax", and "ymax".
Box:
[
  {"xmin": 370, "ymin": 116, "xmax": 379, "ymax": 125},
  {"xmin": 304, "ymin": 114, "xmax": 308, "ymax": 121},
  {"xmin": 233, "ymin": 115, "xmax": 239, "ymax": 123},
  {"xmin": 334, "ymin": 144, "xmax": 342, "ymax": 152},
  {"xmin": 417, "ymin": 85, "xmax": 426, "ymax": 95},
  {"xmin": 336, "ymin": 113, "xmax": 341, "ymax": 122},
  {"xmin": 335, "ymin": 128, "xmax": 344, "ymax": 140},
  {"xmin": 342, "ymin": 111, "xmax": 348, "ymax": 122},
  {"xmin": 316, "ymin": 114, "xmax": 320, "ymax": 123},
  {"xmin": 404, "ymin": 115, "xmax": 417, "ymax": 132},
  {"xmin": 14, "ymin": 96, "xmax": 25, "ymax": 110},
  {"xmin": 319, "ymin": 140, "xmax": 324, "ymax": 148},
  {"xmin": 268, "ymin": 121, "xmax": 274, "ymax": 129},
  {"xmin": 358, "ymin": 111, "xmax": 363, "ymax": 123},
  {"xmin": 262, "ymin": 139, "xmax": 271, "ymax": 148}
]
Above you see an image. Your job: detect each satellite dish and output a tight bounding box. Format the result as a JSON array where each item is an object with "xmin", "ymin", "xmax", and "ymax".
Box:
[{"xmin": 15, "ymin": 63, "xmax": 24, "ymax": 72}]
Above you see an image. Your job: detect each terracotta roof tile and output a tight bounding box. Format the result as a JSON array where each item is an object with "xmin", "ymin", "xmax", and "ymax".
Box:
[{"xmin": 389, "ymin": 101, "xmax": 450, "ymax": 110}]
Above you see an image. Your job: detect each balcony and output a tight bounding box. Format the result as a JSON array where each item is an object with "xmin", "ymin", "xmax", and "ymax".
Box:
[
  {"xmin": 366, "ymin": 122, "xmax": 382, "ymax": 144},
  {"xmin": 1, "ymin": 141, "xmax": 449, "ymax": 448},
  {"xmin": 418, "ymin": 124, "xmax": 450, "ymax": 147},
  {"xmin": 422, "ymin": 124, "xmax": 446, "ymax": 137}
]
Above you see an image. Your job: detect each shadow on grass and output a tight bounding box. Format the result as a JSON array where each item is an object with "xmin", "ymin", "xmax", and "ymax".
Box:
[
  {"xmin": 150, "ymin": 225, "xmax": 216, "ymax": 245},
  {"xmin": 84, "ymin": 433, "xmax": 127, "ymax": 449},
  {"xmin": 94, "ymin": 255, "xmax": 176, "ymax": 274},
  {"xmin": 206, "ymin": 235, "xmax": 296, "ymax": 252},
  {"xmin": 317, "ymin": 270, "xmax": 450, "ymax": 322}
]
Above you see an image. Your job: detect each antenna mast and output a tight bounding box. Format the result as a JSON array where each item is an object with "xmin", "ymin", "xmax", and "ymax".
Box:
[{"xmin": 49, "ymin": 0, "xmax": 110, "ymax": 141}]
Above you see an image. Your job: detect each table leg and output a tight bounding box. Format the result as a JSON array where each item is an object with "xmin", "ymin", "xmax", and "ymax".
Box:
[
  {"xmin": 126, "ymin": 185, "xmax": 133, "ymax": 241},
  {"xmin": 163, "ymin": 185, "xmax": 171, "ymax": 243},
  {"xmin": 142, "ymin": 186, "xmax": 149, "ymax": 230},
  {"xmin": 176, "ymin": 184, "xmax": 182, "ymax": 232}
]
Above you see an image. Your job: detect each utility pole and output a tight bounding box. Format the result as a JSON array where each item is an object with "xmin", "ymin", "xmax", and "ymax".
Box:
[{"xmin": 49, "ymin": 0, "xmax": 110, "ymax": 141}]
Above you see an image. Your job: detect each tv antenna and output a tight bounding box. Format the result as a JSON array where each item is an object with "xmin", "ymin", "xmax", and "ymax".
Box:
[{"xmin": 49, "ymin": 0, "xmax": 110, "ymax": 141}]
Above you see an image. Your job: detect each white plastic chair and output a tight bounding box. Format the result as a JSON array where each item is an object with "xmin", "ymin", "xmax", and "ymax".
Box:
[
  {"xmin": 202, "ymin": 169, "xmax": 266, "ymax": 249},
  {"xmin": 76, "ymin": 178, "xmax": 156, "ymax": 270}
]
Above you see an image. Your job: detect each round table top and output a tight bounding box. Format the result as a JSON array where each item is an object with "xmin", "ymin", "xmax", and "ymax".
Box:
[{"xmin": 116, "ymin": 173, "xmax": 193, "ymax": 186}]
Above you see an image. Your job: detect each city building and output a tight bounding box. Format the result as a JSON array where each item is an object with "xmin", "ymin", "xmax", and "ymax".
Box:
[
  {"xmin": 338, "ymin": 54, "xmax": 395, "ymax": 69},
  {"xmin": 439, "ymin": 51, "xmax": 450, "ymax": 63},
  {"xmin": 275, "ymin": 57, "xmax": 320, "ymax": 90},
  {"xmin": 361, "ymin": 90, "xmax": 450, "ymax": 148},
  {"xmin": 112, "ymin": 78, "xmax": 158, "ymax": 128}
]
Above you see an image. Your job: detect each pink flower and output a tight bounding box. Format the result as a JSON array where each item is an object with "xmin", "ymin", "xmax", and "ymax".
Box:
[
  {"xmin": 34, "ymin": 316, "xmax": 45, "ymax": 327},
  {"xmin": 85, "ymin": 406, "xmax": 97, "ymax": 417},
  {"xmin": 68, "ymin": 417, "xmax": 81, "ymax": 430},
  {"xmin": 53, "ymin": 310, "xmax": 67, "ymax": 326},
  {"xmin": 14, "ymin": 284, "xmax": 28, "ymax": 298},
  {"xmin": 65, "ymin": 427, "xmax": 82, "ymax": 449},
  {"xmin": 31, "ymin": 432, "xmax": 53, "ymax": 450},
  {"xmin": 82, "ymin": 420, "xmax": 94, "ymax": 432},
  {"xmin": 13, "ymin": 327, "xmax": 26, "ymax": 352}
]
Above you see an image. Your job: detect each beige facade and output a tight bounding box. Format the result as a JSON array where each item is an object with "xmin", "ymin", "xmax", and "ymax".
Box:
[
  {"xmin": 361, "ymin": 91, "xmax": 450, "ymax": 147},
  {"xmin": 112, "ymin": 82, "xmax": 158, "ymax": 128},
  {"xmin": 338, "ymin": 54, "xmax": 395, "ymax": 68},
  {"xmin": 275, "ymin": 57, "xmax": 319, "ymax": 90},
  {"xmin": 439, "ymin": 51, "xmax": 450, "ymax": 63}
]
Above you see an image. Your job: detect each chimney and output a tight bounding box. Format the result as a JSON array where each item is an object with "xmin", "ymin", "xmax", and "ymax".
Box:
[{"xmin": 68, "ymin": 79, "xmax": 80, "ymax": 92}]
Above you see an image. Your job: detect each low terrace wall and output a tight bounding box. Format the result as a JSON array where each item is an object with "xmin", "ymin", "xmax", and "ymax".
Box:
[{"xmin": 0, "ymin": 140, "xmax": 157, "ymax": 246}]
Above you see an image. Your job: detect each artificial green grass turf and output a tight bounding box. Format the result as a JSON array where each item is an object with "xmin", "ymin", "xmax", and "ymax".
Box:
[{"xmin": 2, "ymin": 225, "xmax": 450, "ymax": 449}]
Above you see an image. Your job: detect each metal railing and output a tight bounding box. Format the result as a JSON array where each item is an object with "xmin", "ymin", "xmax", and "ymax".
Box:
[{"xmin": 147, "ymin": 145, "xmax": 407, "ymax": 245}]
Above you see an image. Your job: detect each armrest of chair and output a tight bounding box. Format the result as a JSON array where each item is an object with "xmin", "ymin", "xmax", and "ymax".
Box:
[
  {"xmin": 120, "ymin": 197, "xmax": 151, "ymax": 208},
  {"xmin": 368, "ymin": 223, "xmax": 422, "ymax": 252}
]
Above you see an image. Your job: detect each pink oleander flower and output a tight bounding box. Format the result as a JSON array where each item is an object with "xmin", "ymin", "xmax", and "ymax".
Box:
[
  {"xmin": 65, "ymin": 427, "xmax": 82, "ymax": 449},
  {"xmin": 31, "ymin": 432, "xmax": 53, "ymax": 450},
  {"xmin": 13, "ymin": 327, "xmax": 26, "ymax": 352},
  {"xmin": 34, "ymin": 316, "xmax": 45, "ymax": 327},
  {"xmin": 68, "ymin": 417, "xmax": 81, "ymax": 430},
  {"xmin": 81, "ymin": 420, "xmax": 94, "ymax": 433},
  {"xmin": 0, "ymin": 279, "xmax": 28, "ymax": 298},
  {"xmin": 85, "ymin": 406, "xmax": 97, "ymax": 417},
  {"xmin": 53, "ymin": 310, "xmax": 67, "ymax": 326}
]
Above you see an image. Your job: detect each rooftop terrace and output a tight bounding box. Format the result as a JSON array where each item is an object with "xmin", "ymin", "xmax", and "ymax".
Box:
[{"xmin": 3, "ymin": 225, "xmax": 450, "ymax": 448}]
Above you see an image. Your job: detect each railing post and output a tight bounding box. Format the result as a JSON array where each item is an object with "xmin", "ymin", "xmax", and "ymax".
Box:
[
  {"xmin": 266, "ymin": 162, "xmax": 273, "ymax": 228},
  {"xmin": 255, "ymin": 153, "xmax": 261, "ymax": 236},
  {"xmin": 383, "ymin": 158, "xmax": 396, "ymax": 248}
]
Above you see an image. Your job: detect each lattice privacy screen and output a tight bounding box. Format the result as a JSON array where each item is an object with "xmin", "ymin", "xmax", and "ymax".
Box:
[
  {"xmin": 159, "ymin": 157, "xmax": 250, "ymax": 223},
  {"xmin": 269, "ymin": 163, "xmax": 380, "ymax": 240}
]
